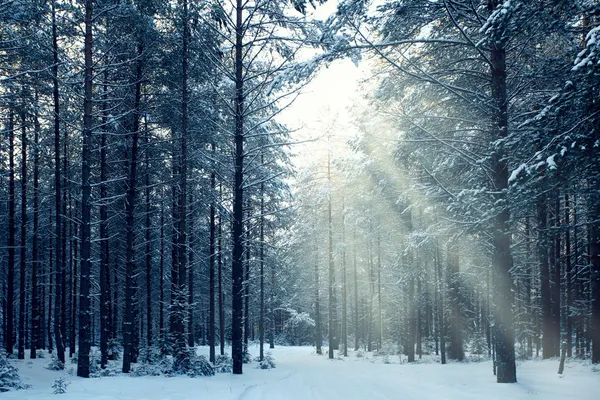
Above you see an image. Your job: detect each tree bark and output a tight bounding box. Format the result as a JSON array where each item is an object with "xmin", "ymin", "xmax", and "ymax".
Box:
[
  {"xmin": 122, "ymin": 39, "xmax": 144, "ymax": 374},
  {"xmin": 51, "ymin": 0, "xmax": 65, "ymax": 365},
  {"xmin": 18, "ymin": 109, "xmax": 27, "ymax": 360},
  {"xmin": 77, "ymin": 0, "xmax": 94, "ymax": 377},
  {"xmin": 31, "ymin": 97, "xmax": 41, "ymax": 359},
  {"xmin": 232, "ymin": 0, "xmax": 245, "ymax": 374},
  {"xmin": 488, "ymin": 0, "xmax": 516, "ymax": 379}
]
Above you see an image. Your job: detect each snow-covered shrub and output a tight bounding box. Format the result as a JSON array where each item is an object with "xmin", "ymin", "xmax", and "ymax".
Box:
[
  {"xmin": 70, "ymin": 352, "xmax": 78, "ymax": 364},
  {"xmin": 46, "ymin": 355, "xmax": 65, "ymax": 371},
  {"xmin": 52, "ymin": 377, "xmax": 70, "ymax": 394},
  {"xmin": 355, "ymin": 350, "xmax": 364, "ymax": 358},
  {"xmin": 132, "ymin": 355, "xmax": 173, "ymax": 377},
  {"xmin": 185, "ymin": 353, "xmax": 215, "ymax": 377},
  {"xmin": 383, "ymin": 355, "xmax": 391, "ymax": 364},
  {"xmin": 376, "ymin": 342, "xmax": 398, "ymax": 356},
  {"xmin": 469, "ymin": 335, "xmax": 487, "ymax": 355},
  {"xmin": 257, "ymin": 352, "xmax": 276, "ymax": 370},
  {"xmin": 36, "ymin": 350, "xmax": 45, "ymax": 359},
  {"xmin": 91, "ymin": 361, "xmax": 121, "ymax": 378},
  {"xmin": 172, "ymin": 347, "xmax": 215, "ymax": 377},
  {"xmin": 0, "ymin": 350, "xmax": 27, "ymax": 391},
  {"xmin": 242, "ymin": 350, "xmax": 252, "ymax": 364},
  {"xmin": 107, "ymin": 339, "xmax": 121, "ymax": 361},
  {"xmin": 214, "ymin": 354, "xmax": 233, "ymax": 373},
  {"xmin": 89, "ymin": 349, "xmax": 102, "ymax": 374}
]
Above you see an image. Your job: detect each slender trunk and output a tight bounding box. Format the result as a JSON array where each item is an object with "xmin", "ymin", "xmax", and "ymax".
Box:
[
  {"xmin": 551, "ymin": 192, "xmax": 561, "ymax": 356},
  {"xmin": 315, "ymin": 241, "xmax": 322, "ymax": 354},
  {"xmin": 341, "ymin": 200, "xmax": 347, "ymax": 356},
  {"xmin": 232, "ymin": 0, "xmax": 245, "ymax": 374},
  {"xmin": 437, "ymin": 241, "xmax": 446, "ymax": 364},
  {"xmin": 122, "ymin": 40, "xmax": 144, "ymax": 374},
  {"xmin": 47, "ymin": 213, "xmax": 53, "ymax": 353},
  {"xmin": 209, "ymin": 146, "xmax": 216, "ymax": 362},
  {"xmin": 51, "ymin": 0, "xmax": 65, "ymax": 365},
  {"xmin": 353, "ymin": 229, "xmax": 359, "ymax": 351},
  {"xmin": 269, "ymin": 248, "xmax": 275, "ymax": 349},
  {"xmin": 377, "ymin": 232, "xmax": 382, "ymax": 352},
  {"xmin": 538, "ymin": 191, "xmax": 555, "ymax": 358},
  {"xmin": 565, "ymin": 193, "xmax": 573, "ymax": 357},
  {"xmin": 159, "ymin": 206, "xmax": 165, "ymax": 343},
  {"xmin": 448, "ymin": 242, "xmax": 463, "ymax": 360},
  {"xmin": 100, "ymin": 76, "xmax": 110, "ymax": 368},
  {"xmin": 244, "ymin": 206, "xmax": 251, "ymax": 354},
  {"xmin": 327, "ymin": 152, "xmax": 334, "ymax": 359},
  {"xmin": 18, "ymin": 110, "xmax": 27, "ymax": 360},
  {"xmin": 172, "ymin": 0, "xmax": 190, "ymax": 366},
  {"xmin": 188, "ymin": 197, "xmax": 195, "ymax": 348},
  {"xmin": 69, "ymin": 200, "xmax": 77, "ymax": 358},
  {"xmin": 218, "ymin": 200, "xmax": 225, "ymax": 355},
  {"xmin": 259, "ymin": 171, "xmax": 265, "ymax": 361},
  {"xmin": 145, "ymin": 118, "xmax": 152, "ymax": 351},
  {"xmin": 31, "ymin": 99, "xmax": 40, "ymax": 359},
  {"xmin": 77, "ymin": 0, "xmax": 94, "ymax": 377}
]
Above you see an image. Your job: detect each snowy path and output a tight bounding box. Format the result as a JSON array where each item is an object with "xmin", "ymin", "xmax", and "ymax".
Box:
[{"xmin": 5, "ymin": 346, "xmax": 600, "ymax": 400}]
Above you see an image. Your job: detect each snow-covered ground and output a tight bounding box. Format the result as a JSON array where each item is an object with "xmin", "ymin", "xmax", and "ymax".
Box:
[{"xmin": 5, "ymin": 346, "xmax": 600, "ymax": 399}]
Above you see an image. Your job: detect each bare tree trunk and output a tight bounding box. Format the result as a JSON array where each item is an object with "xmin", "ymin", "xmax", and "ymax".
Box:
[
  {"xmin": 328, "ymin": 152, "xmax": 334, "ymax": 359},
  {"xmin": 565, "ymin": 193, "xmax": 573, "ymax": 357},
  {"xmin": 18, "ymin": 109, "xmax": 27, "ymax": 360},
  {"xmin": 99, "ymin": 78, "xmax": 110, "ymax": 368},
  {"xmin": 448, "ymin": 242, "xmax": 463, "ymax": 360},
  {"xmin": 31, "ymin": 96, "xmax": 41, "ymax": 359},
  {"xmin": 259, "ymin": 171, "xmax": 265, "ymax": 361},
  {"xmin": 159, "ymin": 205, "xmax": 165, "ymax": 345},
  {"xmin": 51, "ymin": 0, "xmax": 65, "ymax": 365},
  {"xmin": 315, "ymin": 240, "xmax": 322, "ymax": 355},
  {"xmin": 353, "ymin": 229, "xmax": 359, "ymax": 351},
  {"xmin": 76, "ymin": 0, "xmax": 94, "ymax": 377},
  {"xmin": 436, "ymin": 240, "xmax": 446, "ymax": 364},
  {"xmin": 145, "ymin": 118, "xmax": 152, "ymax": 352},
  {"xmin": 218, "ymin": 198, "xmax": 225, "ymax": 355},
  {"xmin": 122, "ymin": 39, "xmax": 144, "ymax": 374},
  {"xmin": 188, "ymin": 195, "xmax": 195, "ymax": 348},
  {"xmin": 209, "ymin": 146, "xmax": 216, "ymax": 363},
  {"xmin": 231, "ymin": 0, "xmax": 245, "ymax": 375},
  {"xmin": 341, "ymin": 200, "xmax": 347, "ymax": 356}
]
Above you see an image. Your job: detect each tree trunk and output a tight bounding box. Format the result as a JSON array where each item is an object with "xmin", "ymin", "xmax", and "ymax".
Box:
[
  {"xmin": 218, "ymin": 201, "xmax": 225, "ymax": 355},
  {"xmin": 259, "ymin": 172, "xmax": 265, "ymax": 361},
  {"xmin": 18, "ymin": 110, "xmax": 27, "ymax": 360},
  {"xmin": 209, "ymin": 147, "xmax": 216, "ymax": 363},
  {"xmin": 315, "ymin": 241, "xmax": 322, "ymax": 354},
  {"xmin": 77, "ymin": 0, "xmax": 94, "ymax": 377},
  {"xmin": 488, "ymin": 1, "xmax": 516, "ymax": 379},
  {"xmin": 436, "ymin": 241, "xmax": 446, "ymax": 364},
  {"xmin": 328, "ymin": 152, "xmax": 335, "ymax": 359},
  {"xmin": 99, "ymin": 76, "xmax": 111, "ymax": 368},
  {"xmin": 353, "ymin": 229, "xmax": 359, "ymax": 351},
  {"xmin": 188, "ymin": 197, "xmax": 195, "ymax": 348},
  {"xmin": 122, "ymin": 40, "xmax": 144, "ymax": 374},
  {"xmin": 341, "ymin": 201, "xmax": 347, "ymax": 356},
  {"xmin": 565, "ymin": 193, "xmax": 573, "ymax": 357},
  {"xmin": 51, "ymin": 0, "xmax": 65, "ymax": 366},
  {"xmin": 448, "ymin": 242, "xmax": 463, "ymax": 361},
  {"xmin": 31, "ymin": 98, "xmax": 41, "ymax": 359},
  {"xmin": 231, "ymin": 0, "xmax": 245, "ymax": 375},
  {"xmin": 145, "ymin": 118, "xmax": 152, "ymax": 352}
]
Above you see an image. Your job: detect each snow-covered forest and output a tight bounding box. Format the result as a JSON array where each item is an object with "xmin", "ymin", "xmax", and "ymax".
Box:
[{"xmin": 1, "ymin": 0, "xmax": 599, "ymax": 398}]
